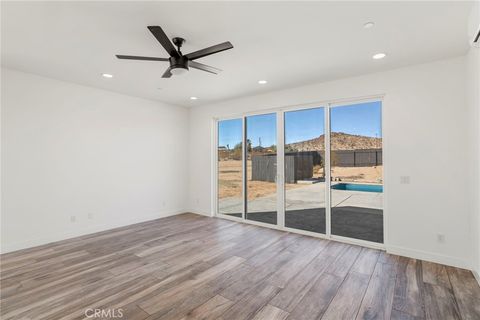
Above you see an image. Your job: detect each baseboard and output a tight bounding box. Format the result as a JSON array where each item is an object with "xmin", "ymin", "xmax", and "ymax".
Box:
[
  {"xmin": 188, "ymin": 209, "xmax": 212, "ymax": 217},
  {"xmin": 0, "ymin": 209, "xmax": 185, "ymax": 254},
  {"xmin": 387, "ymin": 245, "xmax": 470, "ymax": 270},
  {"xmin": 472, "ymin": 269, "xmax": 480, "ymax": 286}
]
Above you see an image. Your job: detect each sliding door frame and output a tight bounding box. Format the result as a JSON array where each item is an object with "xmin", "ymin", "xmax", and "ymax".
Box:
[
  {"xmin": 214, "ymin": 94, "xmax": 386, "ymax": 250},
  {"xmin": 277, "ymin": 111, "xmax": 285, "ymax": 229},
  {"xmin": 328, "ymin": 98, "xmax": 386, "ymax": 247},
  {"xmin": 281, "ymin": 106, "xmax": 328, "ymax": 237}
]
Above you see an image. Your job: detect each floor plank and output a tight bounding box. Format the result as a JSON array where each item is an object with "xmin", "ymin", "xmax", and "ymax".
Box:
[
  {"xmin": 392, "ymin": 257, "xmax": 425, "ymax": 318},
  {"xmin": 423, "ymin": 283, "xmax": 461, "ymax": 320},
  {"xmin": 446, "ymin": 267, "xmax": 480, "ymax": 320},
  {"xmin": 180, "ymin": 295, "xmax": 233, "ymax": 320},
  {"xmin": 252, "ymin": 304, "xmax": 290, "ymax": 320},
  {"xmin": 356, "ymin": 261, "xmax": 397, "ymax": 320},
  {"xmin": 351, "ymin": 248, "xmax": 381, "ymax": 276},
  {"xmin": 266, "ymin": 236, "xmax": 328, "ymax": 288},
  {"xmin": 390, "ymin": 309, "xmax": 424, "ymax": 320},
  {"xmin": 270, "ymin": 250, "xmax": 337, "ymax": 312},
  {"xmin": 422, "ymin": 261, "xmax": 451, "ymax": 289},
  {"xmin": 287, "ymin": 273, "xmax": 343, "ymax": 320},
  {"xmin": 325, "ymin": 244, "xmax": 362, "ymax": 278},
  {"xmin": 219, "ymin": 282, "xmax": 281, "ymax": 320},
  {"xmin": 138, "ymin": 256, "xmax": 245, "ymax": 315},
  {"xmin": 321, "ymin": 272, "xmax": 371, "ymax": 320}
]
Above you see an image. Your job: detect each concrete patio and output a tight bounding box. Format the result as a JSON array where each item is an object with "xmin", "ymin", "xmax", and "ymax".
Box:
[{"xmin": 218, "ymin": 182, "xmax": 384, "ymax": 243}]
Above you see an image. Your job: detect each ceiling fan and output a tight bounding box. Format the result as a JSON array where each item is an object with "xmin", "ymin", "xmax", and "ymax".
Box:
[{"xmin": 116, "ymin": 26, "xmax": 233, "ymax": 78}]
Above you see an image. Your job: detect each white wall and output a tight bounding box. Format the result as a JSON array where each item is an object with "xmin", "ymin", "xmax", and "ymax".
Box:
[
  {"xmin": 467, "ymin": 2, "xmax": 480, "ymax": 279},
  {"xmin": 1, "ymin": 68, "xmax": 189, "ymax": 253},
  {"xmin": 188, "ymin": 56, "xmax": 473, "ymax": 269},
  {"xmin": 467, "ymin": 47, "xmax": 480, "ymax": 278}
]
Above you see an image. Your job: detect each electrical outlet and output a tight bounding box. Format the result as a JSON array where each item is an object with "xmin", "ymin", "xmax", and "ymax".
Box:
[
  {"xmin": 400, "ymin": 176, "xmax": 410, "ymax": 184},
  {"xmin": 70, "ymin": 216, "xmax": 76, "ymax": 223},
  {"xmin": 196, "ymin": 198, "xmax": 200, "ymax": 205},
  {"xmin": 437, "ymin": 234, "xmax": 445, "ymax": 243}
]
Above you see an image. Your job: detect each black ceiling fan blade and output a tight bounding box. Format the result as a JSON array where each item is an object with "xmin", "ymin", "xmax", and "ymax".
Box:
[
  {"xmin": 116, "ymin": 55, "xmax": 169, "ymax": 61},
  {"xmin": 189, "ymin": 61, "xmax": 221, "ymax": 74},
  {"xmin": 185, "ymin": 41, "xmax": 233, "ymax": 60},
  {"xmin": 147, "ymin": 26, "xmax": 180, "ymax": 58},
  {"xmin": 162, "ymin": 67, "xmax": 172, "ymax": 78}
]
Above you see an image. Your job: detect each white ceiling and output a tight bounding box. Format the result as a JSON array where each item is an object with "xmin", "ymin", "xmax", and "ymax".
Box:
[{"xmin": 1, "ymin": 1, "xmax": 474, "ymax": 107}]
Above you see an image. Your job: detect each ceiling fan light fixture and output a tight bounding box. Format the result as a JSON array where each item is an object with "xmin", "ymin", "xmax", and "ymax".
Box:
[
  {"xmin": 170, "ymin": 66, "xmax": 189, "ymax": 76},
  {"xmin": 190, "ymin": 96, "xmax": 198, "ymax": 100},
  {"xmin": 102, "ymin": 73, "xmax": 113, "ymax": 78},
  {"xmin": 258, "ymin": 80, "xmax": 268, "ymax": 84}
]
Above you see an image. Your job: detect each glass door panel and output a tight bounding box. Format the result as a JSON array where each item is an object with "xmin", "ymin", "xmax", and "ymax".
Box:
[
  {"xmin": 246, "ymin": 113, "xmax": 277, "ymax": 225},
  {"xmin": 217, "ymin": 119, "xmax": 243, "ymax": 218},
  {"xmin": 284, "ymin": 108, "xmax": 326, "ymax": 233},
  {"xmin": 330, "ymin": 101, "xmax": 383, "ymax": 243}
]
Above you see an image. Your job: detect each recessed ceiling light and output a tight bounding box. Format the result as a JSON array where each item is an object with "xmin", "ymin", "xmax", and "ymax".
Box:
[
  {"xmin": 190, "ymin": 96, "xmax": 198, "ymax": 100},
  {"xmin": 363, "ymin": 22, "xmax": 375, "ymax": 29},
  {"xmin": 258, "ymin": 80, "xmax": 268, "ymax": 84},
  {"xmin": 101, "ymin": 73, "xmax": 113, "ymax": 78},
  {"xmin": 372, "ymin": 53, "xmax": 386, "ymax": 60}
]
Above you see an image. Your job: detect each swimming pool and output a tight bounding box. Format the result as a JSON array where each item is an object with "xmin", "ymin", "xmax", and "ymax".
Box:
[{"xmin": 331, "ymin": 183, "xmax": 383, "ymax": 193}]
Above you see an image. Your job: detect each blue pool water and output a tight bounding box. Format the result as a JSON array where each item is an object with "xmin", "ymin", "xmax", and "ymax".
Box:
[{"xmin": 331, "ymin": 183, "xmax": 383, "ymax": 193}]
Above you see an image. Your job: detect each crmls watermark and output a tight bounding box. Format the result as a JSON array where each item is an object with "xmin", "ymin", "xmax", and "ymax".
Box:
[{"xmin": 84, "ymin": 308, "xmax": 124, "ymax": 318}]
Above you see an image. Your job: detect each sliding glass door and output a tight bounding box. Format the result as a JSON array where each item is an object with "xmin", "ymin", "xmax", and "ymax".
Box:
[
  {"xmin": 284, "ymin": 108, "xmax": 326, "ymax": 234},
  {"xmin": 330, "ymin": 101, "xmax": 383, "ymax": 243},
  {"xmin": 217, "ymin": 118, "xmax": 243, "ymax": 218},
  {"xmin": 216, "ymin": 100, "xmax": 383, "ymax": 245},
  {"xmin": 245, "ymin": 113, "xmax": 277, "ymax": 225}
]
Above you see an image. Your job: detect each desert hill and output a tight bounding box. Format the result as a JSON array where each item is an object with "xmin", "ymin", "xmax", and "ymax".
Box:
[{"xmin": 287, "ymin": 132, "xmax": 382, "ymax": 151}]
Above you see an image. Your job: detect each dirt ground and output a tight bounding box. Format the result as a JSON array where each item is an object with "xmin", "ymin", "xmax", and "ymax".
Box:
[
  {"xmin": 218, "ymin": 160, "xmax": 299, "ymax": 200},
  {"xmin": 218, "ymin": 160, "xmax": 382, "ymax": 200},
  {"xmin": 331, "ymin": 165, "xmax": 383, "ymax": 183}
]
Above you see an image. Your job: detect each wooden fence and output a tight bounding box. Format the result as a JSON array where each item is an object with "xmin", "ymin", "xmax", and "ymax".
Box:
[
  {"xmin": 251, "ymin": 149, "xmax": 382, "ymax": 183},
  {"xmin": 331, "ymin": 149, "xmax": 382, "ymax": 167},
  {"xmin": 252, "ymin": 153, "xmax": 316, "ymax": 183}
]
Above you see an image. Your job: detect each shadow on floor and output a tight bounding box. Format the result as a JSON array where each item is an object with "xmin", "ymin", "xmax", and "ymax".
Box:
[{"xmin": 224, "ymin": 207, "xmax": 383, "ymax": 243}]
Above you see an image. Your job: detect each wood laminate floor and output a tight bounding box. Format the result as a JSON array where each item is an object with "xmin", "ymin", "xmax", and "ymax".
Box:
[{"xmin": 1, "ymin": 213, "xmax": 479, "ymax": 320}]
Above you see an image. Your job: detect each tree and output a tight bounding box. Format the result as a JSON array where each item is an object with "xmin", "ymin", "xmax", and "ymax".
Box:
[
  {"xmin": 285, "ymin": 144, "xmax": 298, "ymax": 153},
  {"xmin": 232, "ymin": 142, "xmax": 242, "ymax": 160}
]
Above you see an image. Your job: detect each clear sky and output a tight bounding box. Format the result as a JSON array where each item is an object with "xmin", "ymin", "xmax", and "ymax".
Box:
[
  {"xmin": 285, "ymin": 107, "xmax": 324, "ymax": 144},
  {"xmin": 331, "ymin": 101, "xmax": 382, "ymax": 139},
  {"xmin": 218, "ymin": 101, "xmax": 382, "ymax": 148},
  {"xmin": 247, "ymin": 113, "xmax": 276, "ymax": 147},
  {"xmin": 218, "ymin": 118, "xmax": 242, "ymax": 149}
]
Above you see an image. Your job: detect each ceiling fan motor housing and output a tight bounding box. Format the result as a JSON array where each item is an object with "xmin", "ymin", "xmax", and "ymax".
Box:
[{"xmin": 170, "ymin": 55, "xmax": 189, "ymax": 72}]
